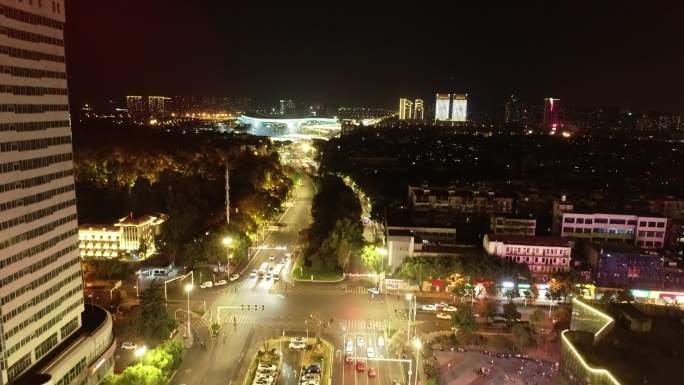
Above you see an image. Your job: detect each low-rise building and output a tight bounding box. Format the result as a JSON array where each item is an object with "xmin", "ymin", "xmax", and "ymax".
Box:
[
  {"xmin": 483, "ymin": 234, "xmax": 572, "ymax": 280},
  {"xmin": 490, "ymin": 214, "xmax": 536, "ymax": 236},
  {"xmin": 648, "ymin": 197, "xmax": 684, "ymax": 220},
  {"xmin": 409, "ymin": 185, "xmax": 513, "ymax": 214},
  {"xmin": 559, "ymin": 211, "xmax": 667, "ymax": 249},
  {"xmin": 79, "ymin": 214, "xmax": 166, "ymax": 260},
  {"xmin": 587, "ymin": 244, "xmax": 664, "ymax": 290},
  {"xmin": 560, "ymin": 298, "xmax": 681, "ymax": 385},
  {"xmin": 387, "ymin": 227, "xmax": 473, "ymax": 271}
]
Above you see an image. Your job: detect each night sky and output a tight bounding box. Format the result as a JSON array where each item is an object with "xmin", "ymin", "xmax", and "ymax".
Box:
[{"xmin": 65, "ymin": 1, "xmax": 684, "ymax": 111}]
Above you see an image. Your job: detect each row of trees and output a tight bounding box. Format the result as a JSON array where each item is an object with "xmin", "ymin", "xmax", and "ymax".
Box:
[
  {"xmin": 103, "ymin": 340, "xmax": 184, "ymax": 385},
  {"xmin": 301, "ymin": 175, "xmax": 363, "ymax": 272}
]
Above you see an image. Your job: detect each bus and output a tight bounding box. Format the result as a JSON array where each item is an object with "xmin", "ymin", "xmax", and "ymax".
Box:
[
  {"xmin": 272, "ymin": 263, "xmax": 284, "ymax": 281},
  {"xmin": 257, "ymin": 262, "xmax": 269, "ymax": 279}
]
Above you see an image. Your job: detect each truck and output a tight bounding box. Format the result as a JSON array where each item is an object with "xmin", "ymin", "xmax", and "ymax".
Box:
[
  {"xmin": 257, "ymin": 262, "xmax": 269, "ymax": 279},
  {"xmin": 272, "ymin": 263, "xmax": 284, "ymax": 281}
]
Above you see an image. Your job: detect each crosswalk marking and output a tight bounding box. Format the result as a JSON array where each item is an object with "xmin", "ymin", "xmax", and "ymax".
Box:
[{"xmin": 344, "ymin": 319, "xmax": 387, "ymax": 331}]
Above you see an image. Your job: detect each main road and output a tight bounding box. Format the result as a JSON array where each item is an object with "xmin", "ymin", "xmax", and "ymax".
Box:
[{"xmin": 169, "ymin": 173, "xmax": 412, "ymax": 385}]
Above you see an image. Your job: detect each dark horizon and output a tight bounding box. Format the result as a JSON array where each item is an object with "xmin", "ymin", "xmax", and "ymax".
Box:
[{"xmin": 65, "ymin": 2, "xmax": 684, "ymax": 112}]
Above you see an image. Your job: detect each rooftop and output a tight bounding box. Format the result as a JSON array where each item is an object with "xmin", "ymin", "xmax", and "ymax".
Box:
[
  {"xmin": 566, "ymin": 303, "xmax": 684, "ymax": 385},
  {"xmin": 116, "ymin": 213, "xmax": 166, "ymax": 226},
  {"xmin": 486, "ymin": 233, "xmax": 572, "ymax": 247},
  {"xmin": 79, "ymin": 224, "xmax": 119, "ymax": 232}
]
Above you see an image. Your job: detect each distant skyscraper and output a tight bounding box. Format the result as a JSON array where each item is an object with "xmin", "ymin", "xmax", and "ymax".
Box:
[
  {"xmin": 0, "ymin": 1, "xmax": 114, "ymax": 384},
  {"xmin": 414, "ymin": 99, "xmax": 424, "ymax": 120},
  {"xmin": 451, "ymin": 94, "xmax": 467, "ymax": 122},
  {"xmin": 435, "ymin": 94, "xmax": 451, "ymax": 121},
  {"xmin": 542, "ymin": 97, "xmax": 560, "ymax": 131},
  {"xmin": 148, "ymin": 96, "xmax": 170, "ymax": 119},
  {"xmin": 399, "ymin": 98, "xmax": 413, "ymax": 120},
  {"xmin": 280, "ymin": 99, "xmax": 295, "ymax": 115},
  {"xmin": 504, "ymin": 94, "xmax": 519, "ymax": 123},
  {"xmin": 126, "ymin": 95, "xmax": 146, "ymax": 122}
]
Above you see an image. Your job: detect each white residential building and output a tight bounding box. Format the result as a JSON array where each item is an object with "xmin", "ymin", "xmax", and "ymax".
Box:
[
  {"xmin": 0, "ymin": 1, "xmax": 114, "ymax": 384},
  {"xmin": 560, "ymin": 212, "xmax": 667, "ymax": 249},
  {"xmin": 483, "ymin": 234, "xmax": 572, "ymax": 280}
]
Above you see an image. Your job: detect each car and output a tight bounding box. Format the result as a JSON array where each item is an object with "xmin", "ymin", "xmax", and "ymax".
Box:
[
  {"xmin": 345, "ymin": 354, "xmax": 354, "ymax": 364},
  {"xmin": 257, "ymin": 364, "xmax": 277, "ymax": 372},
  {"xmin": 200, "ymin": 281, "xmax": 213, "ymax": 289},
  {"xmin": 436, "ymin": 312, "xmax": 452, "ymax": 320},
  {"xmin": 120, "ymin": 341, "xmax": 137, "ymax": 350},
  {"xmin": 257, "ymin": 369, "xmax": 276, "ymax": 376},
  {"xmin": 266, "ymin": 273, "xmax": 272, "ymax": 280},
  {"xmin": 367, "ymin": 287, "xmax": 380, "ymax": 295},
  {"xmin": 214, "ymin": 279, "xmax": 227, "ymax": 286},
  {"xmin": 269, "ymin": 255, "xmax": 276, "ymax": 261},
  {"xmin": 345, "ymin": 339, "xmax": 353, "ymax": 353},
  {"xmin": 443, "ymin": 305, "xmax": 458, "ymax": 312},
  {"xmin": 291, "ymin": 336, "xmax": 305, "ymax": 343},
  {"xmin": 301, "ymin": 374, "xmax": 320, "ymax": 382},
  {"xmin": 356, "ymin": 336, "xmax": 364, "ymax": 347},
  {"xmin": 304, "ymin": 364, "xmax": 321, "ymax": 374},
  {"xmin": 435, "ymin": 301, "xmax": 449, "ymax": 308},
  {"xmin": 356, "ymin": 360, "xmax": 366, "ymax": 372},
  {"xmin": 250, "ymin": 270, "xmax": 258, "ymax": 278},
  {"xmin": 229, "ymin": 274, "xmax": 240, "ymax": 282},
  {"xmin": 368, "ymin": 367, "xmax": 377, "ymax": 377},
  {"xmin": 253, "ymin": 378, "xmax": 273, "ymax": 385},
  {"xmin": 366, "ymin": 346, "xmax": 375, "ymax": 358},
  {"xmin": 289, "ymin": 340, "xmax": 306, "ymax": 349},
  {"xmin": 377, "ymin": 336, "xmax": 385, "ymax": 347},
  {"xmin": 421, "ymin": 304, "xmax": 437, "ymax": 311},
  {"xmin": 254, "ymin": 375, "xmax": 275, "ymax": 383}
]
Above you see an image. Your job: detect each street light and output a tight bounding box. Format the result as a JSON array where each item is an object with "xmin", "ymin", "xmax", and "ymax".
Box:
[
  {"xmin": 222, "ymin": 237, "xmax": 233, "ymax": 275},
  {"xmin": 184, "ymin": 284, "xmax": 193, "ymax": 338},
  {"xmin": 412, "ymin": 338, "xmax": 422, "ymax": 385},
  {"xmin": 405, "ymin": 293, "xmax": 415, "ymax": 346},
  {"xmin": 134, "ymin": 345, "xmax": 147, "ymax": 363}
]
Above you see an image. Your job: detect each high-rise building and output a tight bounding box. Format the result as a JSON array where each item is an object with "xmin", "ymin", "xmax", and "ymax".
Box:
[
  {"xmin": 542, "ymin": 97, "xmax": 560, "ymax": 132},
  {"xmin": 504, "ymin": 94, "xmax": 519, "ymax": 123},
  {"xmin": 0, "ymin": 1, "xmax": 115, "ymax": 384},
  {"xmin": 398, "ymin": 98, "xmax": 413, "ymax": 120},
  {"xmin": 125, "ymin": 95, "xmax": 146, "ymax": 122},
  {"xmin": 451, "ymin": 94, "xmax": 467, "ymax": 122},
  {"xmin": 435, "ymin": 93, "xmax": 451, "ymax": 121},
  {"xmin": 279, "ymin": 99, "xmax": 295, "ymax": 115},
  {"xmin": 413, "ymin": 99, "xmax": 424, "ymax": 120},
  {"xmin": 148, "ymin": 96, "xmax": 170, "ymax": 119}
]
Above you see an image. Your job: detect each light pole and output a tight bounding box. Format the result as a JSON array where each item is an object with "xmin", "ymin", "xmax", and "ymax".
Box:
[
  {"xmin": 405, "ymin": 293, "xmax": 416, "ymax": 346},
  {"xmin": 413, "ymin": 338, "xmax": 422, "ymax": 385},
  {"xmin": 222, "ymin": 237, "xmax": 233, "ymax": 275},
  {"xmin": 378, "ymin": 247, "xmax": 387, "ymax": 289},
  {"xmin": 134, "ymin": 345, "xmax": 147, "ymax": 364},
  {"xmin": 184, "ymin": 284, "xmax": 193, "ymax": 338}
]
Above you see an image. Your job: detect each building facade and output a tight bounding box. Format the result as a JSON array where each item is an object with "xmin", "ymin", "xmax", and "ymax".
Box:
[
  {"xmin": 79, "ymin": 214, "xmax": 166, "ymax": 260},
  {"xmin": 0, "ymin": 1, "xmax": 114, "ymax": 384},
  {"xmin": 398, "ymin": 98, "xmax": 413, "ymax": 120},
  {"xmin": 542, "ymin": 97, "xmax": 560, "ymax": 131},
  {"xmin": 560, "ymin": 212, "xmax": 667, "ymax": 249},
  {"xmin": 483, "ymin": 234, "xmax": 572, "ymax": 280},
  {"xmin": 490, "ymin": 214, "xmax": 536, "ymax": 236},
  {"xmin": 434, "ymin": 93, "xmax": 450, "ymax": 121},
  {"xmin": 413, "ymin": 99, "xmax": 424, "ymax": 120},
  {"xmin": 451, "ymin": 94, "xmax": 467, "ymax": 122},
  {"xmin": 409, "ymin": 185, "xmax": 513, "ymax": 214}
]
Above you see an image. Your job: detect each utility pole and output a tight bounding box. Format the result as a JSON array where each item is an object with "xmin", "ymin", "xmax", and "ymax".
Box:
[{"xmin": 225, "ymin": 168, "xmax": 230, "ymax": 225}]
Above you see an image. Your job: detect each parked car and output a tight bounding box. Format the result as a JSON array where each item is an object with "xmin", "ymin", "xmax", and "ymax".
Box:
[
  {"xmin": 304, "ymin": 364, "xmax": 321, "ymax": 374},
  {"xmin": 368, "ymin": 367, "xmax": 377, "ymax": 377},
  {"xmin": 366, "ymin": 346, "xmax": 375, "ymax": 358},
  {"xmin": 345, "ymin": 339, "xmax": 354, "ymax": 353},
  {"xmin": 257, "ymin": 363, "xmax": 277, "ymax": 372},
  {"xmin": 443, "ymin": 305, "xmax": 458, "ymax": 312},
  {"xmin": 436, "ymin": 312, "xmax": 452, "ymax": 320},
  {"xmin": 377, "ymin": 336, "xmax": 385, "ymax": 347},
  {"xmin": 250, "ymin": 270, "xmax": 258, "ymax": 278},
  {"xmin": 435, "ymin": 302, "xmax": 449, "ymax": 309},
  {"xmin": 200, "ymin": 281, "xmax": 213, "ymax": 289},
  {"xmin": 289, "ymin": 340, "xmax": 306, "ymax": 349},
  {"xmin": 229, "ymin": 274, "xmax": 240, "ymax": 282},
  {"xmin": 421, "ymin": 304, "xmax": 437, "ymax": 311},
  {"xmin": 345, "ymin": 354, "xmax": 354, "ymax": 364},
  {"xmin": 357, "ymin": 336, "xmax": 364, "ymax": 347},
  {"xmin": 121, "ymin": 341, "xmax": 137, "ymax": 350},
  {"xmin": 269, "ymin": 255, "xmax": 276, "ymax": 261},
  {"xmin": 368, "ymin": 287, "xmax": 380, "ymax": 295},
  {"xmin": 356, "ymin": 360, "xmax": 366, "ymax": 372},
  {"xmin": 214, "ymin": 280, "xmax": 227, "ymax": 286}
]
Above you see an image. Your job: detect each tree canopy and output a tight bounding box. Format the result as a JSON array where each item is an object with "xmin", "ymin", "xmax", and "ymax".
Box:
[{"xmin": 137, "ymin": 283, "xmax": 176, "ymax": 341}]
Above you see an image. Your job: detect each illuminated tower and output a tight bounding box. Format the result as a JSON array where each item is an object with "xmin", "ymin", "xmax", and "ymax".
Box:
[
  {"xmin": 543, "ymin": 97, "xmax": 560, "ymax": 132},
  {"xmin": 435, "ymin": 94, "xmax": 451, "ymax": 121},
  {"xmin": 414, "ymin": 99, "xmax": 424, "ymax": 120},
  {"xmin": 399, "ymin": 98, "xmax": 413, "ymax": 120},
  {"xmin": 451, "ymin": 94, "xmax": 467, "ymax": 122}
]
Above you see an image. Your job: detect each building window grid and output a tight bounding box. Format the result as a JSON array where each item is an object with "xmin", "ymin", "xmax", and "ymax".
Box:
[
  {"xmin": 0, "ymin": 227, "xmax": 77, "ymax": 268},
  {"xmin": 0, "ymin": 183, "xmax": 74, "ymax": 212},
  {"xmin": 0, "ymin": 65, "xmax": 67, "ymax": 80}
]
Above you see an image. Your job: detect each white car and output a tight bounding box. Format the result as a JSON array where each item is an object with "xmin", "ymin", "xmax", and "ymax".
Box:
[
  {"xmin": 229, "ymin": 274, "xmax": 240, "ymax": 282},
  {"xmin": 435, "ymin": 302, "xmax": 449, "ymax": 309},
  {"xmin": 120, "ymin": 341, "xmax": 137, "ymax": 350},
  {"xmin": 289, "ymin": 340, "xmax": 306, "ymax": 349},
  {"xmin": 377, "ymin": 336, "xmax": 385, "ymax": 347},
  {"xmin": 421, "ymin": 304, "xmax": 437, "ymax": 311},
  {"xmin": 368, "ymin": 287, "xmax": 380, "ymax": 295},
  {"xmin": 366, "ymin": 346, "xmax": 375, "ymax": 358},
  {"xmin": 345, "ymin": 339, "xmax": 353, "ymax": 353},
  {"xmin": 269, "ymin": 255, "xmax": 276, "ymax": 261},
  {"xmin": 250, "ymin": 270, "xmax": 258, "ymax": 278},
  {"xmin": 436, "ymin": 312, "xmax": 452, "ymax": 320},
  {"xmin": 443, "ymin": 305, "xmax": 458, "ymax": 312},
  {"xmin": 357, "ymin": 336, "xmax": 364, "ymax": 347},
  {"xmin": 257, "ymin": 363, "xmax": 277, "ymax": 372},
  {"xmin": 255, "ymin": 374, "xmax": 275, "ymax": 382},
  {"xmin": 214, "ymin": 280, "xmax": 227, "ymax": 286},
  {"xmin": 253, "ymin": 377, "xmax": 274, "ymax": 385},
  {"xmin": 200, "ymin": 281, "xmax": 213, "ymax": 289}
]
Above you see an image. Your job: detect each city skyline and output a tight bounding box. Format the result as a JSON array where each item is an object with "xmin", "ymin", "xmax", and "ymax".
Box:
[{"xmin": 64, "ymin": 2, "xmax": 684, "ymax": 111}]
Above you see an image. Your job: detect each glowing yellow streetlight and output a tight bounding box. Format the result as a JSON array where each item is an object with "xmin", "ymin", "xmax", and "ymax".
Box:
[
  {"xmin": 134, "ymin": 345, "xmax": 147, "ymax": 363},
  {"xmin": 222, "ymin": 237, "xmax": 234, "ymax": 275},
  {"xmin": 184, "ymin": 284, "xmax": 192, "ymax": 338},
  {"xmin": 413, "ymin": 338, "xmax": 422, "ymax": 350}
]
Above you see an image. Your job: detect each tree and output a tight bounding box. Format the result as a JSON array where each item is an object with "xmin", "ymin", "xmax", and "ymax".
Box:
[
  {"xmin": 452, "ymin": 305, "xmax": 478, "ymax": 335},
  {"xmin": 529, "ymin": 309, "xmax": 546, "ymax": 325},
  {"xmin": 360, "ymin": 245, "xmax": 384, "ymax": 275},
  {"xmin": 511, "ymin": 325, "xmax": 534, "ymax": 353},
  {"xmin": 503, "ymin": 301, "xmax": 521, "ymax": 324},
  {"xmin": 103, "ymin": 364, "xmax": 167, "ymax": 385},
  {"xmin": 482, "ymin": 299, "xmax": 498, "ymax": 322},
  {"xmin": 142, "ymin": 340, "xmax": 183, "ymax": 374},
  {"xmin": 616, "ymin": 288, "xmax": 634, "ymax": 303},
  {"xmin": 137, "ymin": 283, "xmax": 176, "ymax": 341}
]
